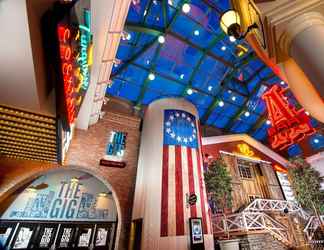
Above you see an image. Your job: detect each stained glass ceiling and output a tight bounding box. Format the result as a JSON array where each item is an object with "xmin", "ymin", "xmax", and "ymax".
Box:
[{"xmin": 107, "ymin": 0, "xmax": 324, "ymax": 156}]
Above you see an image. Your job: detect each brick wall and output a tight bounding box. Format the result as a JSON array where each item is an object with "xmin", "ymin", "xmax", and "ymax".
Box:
[
  {"xmin": 66, "ymin": 111, "xmax": 141, "ymax": 250},
  {"xmin": 0, "ymin": 109, "xmax": 141, "ymax": 250}
]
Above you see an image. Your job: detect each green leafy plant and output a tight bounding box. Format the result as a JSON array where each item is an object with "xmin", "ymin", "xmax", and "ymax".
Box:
[
  {"xmin": 204, "ymin": 158, "xmax": 233, "ymax": 213},
  {"xmin": 288, "ymin": 157, "xmax": 324, "ymax": 216}
]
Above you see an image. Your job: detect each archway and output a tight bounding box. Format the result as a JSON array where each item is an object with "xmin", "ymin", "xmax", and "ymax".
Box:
[{"xmin": 0, "ymin": 168, "xmax": 120, "ymax": 250}]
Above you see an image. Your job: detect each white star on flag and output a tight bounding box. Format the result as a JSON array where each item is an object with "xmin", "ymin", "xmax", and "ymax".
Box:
[
  {"xmin": 166, "ymin": 128, "xmax": 171, "ymax": 133},
  {"xmin": 176, "ymin": 136, "xmax": 182, "ymax": 142},
  {"xmin": 175, "ymin": 113, "xmax": 180, "ymax": 117},
  {"xmin": 166, "ymin": 121, "xmax": 171, "ymax": 126},
  {"xmin": 187, "ymin": 117, "xmax": 191, "ymax": 122},
  {"xmin": 170, "ymin": 133, "xmax": 176, "ymax": 138},
  {"xmin": 192, "ymin": 134, "xmax": 196, "ymax": 138},
  {"xmin": 193, "ymin": 129, "xmax": 196, "ymax": 134},
  {"xmin": 191, "ymin": 122, "xmax": 195, "ymax": 127},
  {"xmin": 183, "ymin": 138, "xmax": 188, "ymax": 143},
  {"xmin": 181, "ymin": 113, "xmax": 186, "ymax": 118},
  {"xmin": 189, "ymin": 137, "xmax": 193, "ymax": 142},
  {"xmin": 170, "ymin": 115, "xmax": 174, "ymax": 120}
]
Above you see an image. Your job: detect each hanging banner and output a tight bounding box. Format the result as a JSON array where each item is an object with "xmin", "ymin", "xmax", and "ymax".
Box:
[
  {"xmin": 262, "ymin": 85, "xmax": 315, "ymax": 150},
  {"xmin": 1, "ymin": 170, "xmax": 117, "ymax": 222}
]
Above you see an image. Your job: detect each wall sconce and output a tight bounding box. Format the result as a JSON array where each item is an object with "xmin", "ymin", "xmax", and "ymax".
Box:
[{"xmin": 220, "ymin": 10, "xmax": 258, "ymax": 40}]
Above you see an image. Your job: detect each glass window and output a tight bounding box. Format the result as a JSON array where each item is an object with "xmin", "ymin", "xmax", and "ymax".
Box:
[{"xmin": 237, "ymin": 159, "xmax": 253, "ymax": 179}]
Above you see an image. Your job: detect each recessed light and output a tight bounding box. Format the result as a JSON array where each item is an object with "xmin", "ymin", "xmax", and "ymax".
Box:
[
  {"xmin": 231, "ymin": 96, "xmax": 236, "ymax": 101},
  {"xmin": 187, "ymin": 88, "xmax": 193, "ymax": 95},
  {"xmin": 158, "ymin": 35, "xmax": 165, "ymax": 44},
  {"xmin": 266, "ymin": 120, "xmax": 271, "ymax": 125},
  {"xmin": 229, "ymin": 36, "xmax": 236, "ymax": 42},
  {"xmin": 280, "ymin": 81, "xmax": 285, "ymax": 85},
  {"xmin": 194, "ymin": 30, "xmax": 200, "ymax": 36},
  {"xmin": 244, "ymin": 111, "xmax": 250, "ymax": 117},
  {"xmin": 219, "ymin": 101, "xmax": 224, "ymax": 107},
  {"xmin": 182, "ymin": 3, "xmax": 191, "ymax": 13},
  {"xmin": 208, "ymin": 86, "xmax": 213, "ymax": 91},
  {"xmin": 221, "ymin": 46, "xmax": 226, "ymax": 51},
  {"xmin": 314, "ymin": 138, "xmax": 319, "ymax": 144},
  {"xmin": 148, "ymin": 73, "xmax": 155, "ymax": 80},
  {"xmin": 180, "ymin": 74, "xmax": 185, "ymax": 79}
]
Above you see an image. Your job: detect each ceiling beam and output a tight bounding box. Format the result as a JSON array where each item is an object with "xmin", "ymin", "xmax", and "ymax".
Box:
[{"xmin": 125, "ymin": 23, "xmax": 234, "ymax": 68}]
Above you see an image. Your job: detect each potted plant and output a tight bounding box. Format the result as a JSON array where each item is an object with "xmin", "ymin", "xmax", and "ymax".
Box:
[
  {"xmin": 288, "ymin": 157, "xmax": 324, "ymax": 231},
  {"xmin": 204, "ymin": 158, "xmax": 239, "ymax": 250}
]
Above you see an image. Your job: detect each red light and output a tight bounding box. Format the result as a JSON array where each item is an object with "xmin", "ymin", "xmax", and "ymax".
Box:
[{"xmin": 262, "ymin": 85, "xmax": 315, "ymax": 150}]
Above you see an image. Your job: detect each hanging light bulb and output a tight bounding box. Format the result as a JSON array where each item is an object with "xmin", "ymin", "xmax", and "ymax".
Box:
[{"xmin": 182, "ymin": 3, "xmax": 191, "ymax": 13}]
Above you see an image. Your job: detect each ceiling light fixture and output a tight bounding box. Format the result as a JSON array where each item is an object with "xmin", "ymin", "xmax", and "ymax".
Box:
[
  {"xmin": 232, "ymin": 96, "xmax": 236, "ymax": 101},
  {"xmin": 180, "ymin": 74, "xmax": 185, "ymax": 79},
  {"xmin": 220, "ymin": 9, "xmax": 258, "ymax": 40},
  {"xmin": 148, "ymin": 73, "xmax": 155, "ymax": 80},
  {"xmin": 182, "ymin": 3, "xmax": 191, "ymax": 13},
  {"xmin": 219, "ymin": 101, "xmax": 224, "ymax": 107},
  {"xmin": 194, "ymin": 30, "xmax": 200, "ymax": 36},
  {"xmin": 208, "ymin": 86, "xmax": 213, "ymax": 91},
  {"xmin": 158, "ymin": 35, "xmax": 165, "ymax": 44},
  {"xmin": 244, "ymin": 111, "xmax": 250, "ymax": 117},
  {"xmin": 266, "ymin": 120, "xmax": 271, "ymax": 125},
  {"xmin": 314, "ymin": 138, "xmax": 319, "ymax": 144},
  {"xmin": 280, "ymin": 81, "xmax": 285, "ymax": 85},
  {"xmin": 221, "ymin": 46, "xmax": 226, "ymax": 51},
  {"xmin": 187, "ymin": 88, "xmax": 193, "ymax": 95}
]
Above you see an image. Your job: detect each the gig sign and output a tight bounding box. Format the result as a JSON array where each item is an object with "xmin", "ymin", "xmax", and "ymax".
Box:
[
  {"xmin": 262, "ymin": 85, "xmax": 315, "ymax": 150},
  {"xmin": 1, "ymin": 170, "xmax": 117, "ymax": 222},
  {"xmin": 100, "ymin": 131, "xmax": 127, "ymax": 168},
  {"xmin": 57, "ymin": 7, "xmax": 92, "ymax": 126}
]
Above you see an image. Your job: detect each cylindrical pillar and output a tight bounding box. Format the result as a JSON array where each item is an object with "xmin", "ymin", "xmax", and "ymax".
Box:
[
  {"xmin": 278, "ymin": 12, "xmax": 324, "ymax": 123},
  {"xmin": 132, "ymin": 98, "xmax": 214, "ymax": 250}
]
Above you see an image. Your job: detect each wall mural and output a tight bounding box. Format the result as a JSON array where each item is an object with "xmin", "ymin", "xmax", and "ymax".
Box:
[{"xmin": 1, "ymin": 170, "xmax": 117, "ymax": 222}]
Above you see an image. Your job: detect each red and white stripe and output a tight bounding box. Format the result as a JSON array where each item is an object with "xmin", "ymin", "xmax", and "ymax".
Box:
[{"xmin": 160, "ymin": 145, "xmax": 211, "ymax": 236}]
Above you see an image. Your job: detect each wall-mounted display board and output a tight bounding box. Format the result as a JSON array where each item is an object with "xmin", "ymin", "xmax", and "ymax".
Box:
[
  {"xmin": 0, "ymin": 221, "xmax": 116, "ymax": 250},
  {"xmin": 0, "ymin": 169, "xmax": 118, "ymax": 249}
]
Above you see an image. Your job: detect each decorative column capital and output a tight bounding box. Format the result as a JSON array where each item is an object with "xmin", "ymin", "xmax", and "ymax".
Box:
[
  {"xmin": 256, "ymin": 0, "xmax": 324, "ymax": 63},
  {"xmin": 279, "ymin": 12, "xmax": 324, "ymax": 57}
]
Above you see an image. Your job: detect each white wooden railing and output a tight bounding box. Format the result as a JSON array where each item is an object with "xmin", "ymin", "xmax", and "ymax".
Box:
[
  {"xmin": 304, "ymin": 215, "xmax": 324, "ymax": 240},
  {"xmin": 244, "ymin": 198, "xmax": 310, "ymax": 220},
  {"xmin": 212, "ymin": 212, "xmax": 292, "ymax": 246}
]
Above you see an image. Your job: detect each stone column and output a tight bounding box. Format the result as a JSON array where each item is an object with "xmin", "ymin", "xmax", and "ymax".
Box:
[
  {"xmin": 280, "ymin": 12, "xmax": 324, "ymax": 97},
  {"xmin": 132, "ymin": 98, "xmax": 214, "ymax": 250}
]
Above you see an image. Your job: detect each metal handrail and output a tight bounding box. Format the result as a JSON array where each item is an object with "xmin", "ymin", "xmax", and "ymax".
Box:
[{"xmin": 304, "ymin": 215, "xmax": 324, "ymax": 240}]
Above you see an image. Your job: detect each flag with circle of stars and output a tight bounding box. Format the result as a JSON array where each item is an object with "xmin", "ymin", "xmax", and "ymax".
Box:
[{"xmin": 163, "ymin": 110, "xmax": 198, "ymax": 148}]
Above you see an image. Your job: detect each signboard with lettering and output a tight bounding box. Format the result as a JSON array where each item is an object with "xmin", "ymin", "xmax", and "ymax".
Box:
[
  {"xmin": 1, "ymin": 170, "xmax": 117, "ymax": 222},
  {"xmin": 100, "ymin": 131, "xmax": 127, "ymax": 167}
]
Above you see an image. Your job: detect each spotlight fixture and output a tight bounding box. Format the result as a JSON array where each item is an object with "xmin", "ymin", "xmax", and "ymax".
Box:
[
  {"xmin": 208, "ymin": 86, "xmax": 213, "ymax": 91},
  {"xmin": 280, "ymin": 81, "xmax": 285, "ymax": 85},
  {"xmin": 180, "ymin": 74, "xmax": 185, "ymax": 79},
  {"xmin": 187, "ymin": 88, "xmax": 193, "ymax": 95},
  {"xmin": 194, "ymin": 30, "xmax": 200, "ymax": 36},
  {"xmin": 158, "ymin": 35, "xmax": 165, "ymax": 44},
  {"xmin": 314, "ymin": 138, "xmax": 319, "ymax": 144},
  {"xmin": 266, "ymin": 120, "xmax": 271, "ymax": 125},
  {"xmin": 221, "ymin": 46, "xmax": 226, "ymax": 51},
  {"xmin": 218, "ymin": 101, "xmax": 224, "ymax": 107},
  {"xmin": 231, "ymin": 96, "xmax": 236, "ymax": 101},
  {"xmin": 148, "ymin": 73, "xmax": 155, "ymax": 80},
  {"xmin": 220, "ymin": 9, "xmax": 258, "ymax": 40},
  {"xmin": 244, "ymin": 111, "xmax": 250, "ymax": 117},
  {"xmin": 182, "ymin": 3, "xmax": 191, "ymax": 13}
]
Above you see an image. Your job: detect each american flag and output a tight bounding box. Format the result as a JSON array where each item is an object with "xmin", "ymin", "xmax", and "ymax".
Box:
[{"xmin": 160, "ymin": 109, "xmax": 211, "ymax": 237}]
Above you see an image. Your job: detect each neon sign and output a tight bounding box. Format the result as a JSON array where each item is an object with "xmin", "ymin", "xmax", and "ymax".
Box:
[
  {"xmin": 58, "ymin": 25, "xmax": 76, "ymax": 124},
  {"xmin": 262, "ymin": 85, "xmax": 315, "ymax": 150},
  {"xmin": 57, "ymin": 9, "xmax": 92, "ymax": 126}
]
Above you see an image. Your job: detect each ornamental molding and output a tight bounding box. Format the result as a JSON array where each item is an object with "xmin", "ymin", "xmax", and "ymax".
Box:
[{"xmin": 256, "ymin": 0, "xmax": 324, "ymax": 62}]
